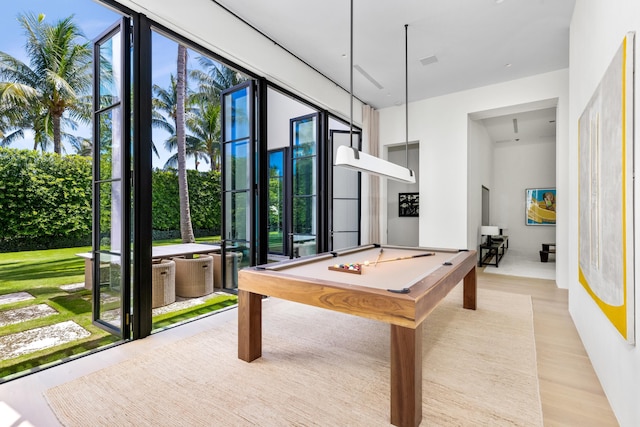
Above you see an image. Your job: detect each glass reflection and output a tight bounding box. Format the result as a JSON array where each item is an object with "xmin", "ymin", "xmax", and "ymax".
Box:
[
  {"xmin": 224, "ymin": 88, "xmax": 249, "ymax": 140},
  {"xmin": 97, "ymin": 253, "xmax": 122, "ymax": 328},
  {"xmin": 224, "ymin": 141, "xmax": 249, "ymax": 191},
  {"xmin": 98, "ymin": 32, "xmax": 122, "ymax": 109},
  {"xmin": 225, "ymin": 192, "xmax": 249, "ymax": 241},
  {"xmin": 293, "ymin": 116, "xmax": 316, "ymax": 158}
]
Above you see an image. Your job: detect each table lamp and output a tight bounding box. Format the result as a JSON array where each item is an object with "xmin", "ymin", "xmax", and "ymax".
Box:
[{"xmin": 480, "ymin": 226, "xmax": 500, "ymax": 245}]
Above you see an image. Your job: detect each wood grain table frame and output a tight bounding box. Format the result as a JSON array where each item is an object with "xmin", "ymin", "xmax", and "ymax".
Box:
[{"xmin": 238, "ymin": 245, "xmax": 477, "ymax": 427}]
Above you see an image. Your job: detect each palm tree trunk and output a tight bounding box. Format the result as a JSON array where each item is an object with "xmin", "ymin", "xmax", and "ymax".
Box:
[
  {"xmin": 176, "ymin": 44, "xmax": 195, "ymax": 243},
  {"xmin": 53, "ymin": 114, "xmax": 62, "ymax": 154}
]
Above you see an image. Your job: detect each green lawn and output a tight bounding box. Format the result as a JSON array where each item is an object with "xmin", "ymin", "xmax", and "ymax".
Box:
[{"xmin": 0, "ymin": 238, "xmax": 236, "ymax": 380}]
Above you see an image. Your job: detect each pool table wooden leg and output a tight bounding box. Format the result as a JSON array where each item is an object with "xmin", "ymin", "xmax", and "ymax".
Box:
[
  {"xmin": 463, "ymin": 265, "xmax": 477, "ymax": 310},
  {"xmin": 390, "ymin": 323, "xmax": 423, "ymax": 427},
  {"xmin": 238, "ymin": 290, "xmax": 262, "ymax": 362}
]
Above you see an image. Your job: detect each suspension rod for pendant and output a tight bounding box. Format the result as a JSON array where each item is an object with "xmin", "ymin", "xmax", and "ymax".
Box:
[
  {"xmin": 405, "ymin": 24, "xmax": 409, "ymax": 169},
  {"xmin": 349, "ymin": 0, "xmax": 354, "ymax": 147}
]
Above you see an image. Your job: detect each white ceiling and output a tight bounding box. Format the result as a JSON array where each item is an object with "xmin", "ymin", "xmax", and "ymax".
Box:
[
  {"xmin": 213, "ymin": 0, "xmax": 575, "ymax": 141},
  {"xmin": 482, "ymin": 107, "xmax": 557, "ymax": 144}
]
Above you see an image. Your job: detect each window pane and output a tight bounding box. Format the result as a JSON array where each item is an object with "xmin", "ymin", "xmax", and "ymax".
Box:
[
  {"xmin": 225, "ymin": 191, "xmax": 250, "ymax": 241},
  {"xmin": 293, "ymin": 157, "xmax": 315, "ymax": 196},
  {"xmin": 333, "ymin": 164, "xmax": 359, "ymax": 198},
  {"xmin": 293, "ymin": 116, "xmax": 316, "ymax": 158},
  {"xmin": 98, "ymin": 108, "xmax": 122, "ymax": 181},
  {"xmin": 332, "ymin": 199, "xmax": 359, "ymax": 231},
  {"xmin": 293, "ymin": 195, "xmax": 316, "ymax": 235},
  {"xmin": 332, "ymin": 232, "xmax": 358, "ymax": 251},
  {"xmin": 99, "ymin": 181, "xmax": 122, "ymax": 253},
  {"xmin": 98, "ymin": 32, "xmax": 122, "ymax": 109},
  {"xmin": 268, "ymin": 152, "xmax": 285, "ymax": 254},
  {"xmin": 97, "ymin": 253, "xmax": 122, "ymax": 329},
  {"xmin": 225, "ymin": 140, "xmax": 249, "ymax": 191},
  {"xmin": 224, "ymin": 87, "xmax": 249, "ymax": 140}
]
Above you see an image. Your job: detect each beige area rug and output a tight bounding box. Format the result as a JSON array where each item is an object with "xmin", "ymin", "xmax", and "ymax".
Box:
[{"xmin": 45, "ymin": 287, "xmax": 542, "ymax": 426}]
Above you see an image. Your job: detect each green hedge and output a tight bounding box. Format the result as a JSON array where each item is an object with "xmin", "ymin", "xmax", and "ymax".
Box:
[
  {"xmin": 0, "ymin": 148, "xmax": 221, "ymax": 252},
  {"xmin": 151, "ymin": 169, "xmax": 221, "ymax": 233},
  {"xmin": 0, "ymin": 148, "xmax": 92, "ymax": 251}
]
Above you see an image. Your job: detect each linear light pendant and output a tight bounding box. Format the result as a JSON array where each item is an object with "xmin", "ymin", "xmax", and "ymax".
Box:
[
  {"xmin": 335, "ymin": 145, "xmax": 416, "ymax": 182},
  {"xmin": 334, "ymin": 0, "xmax": 416, "ymax": 184}
]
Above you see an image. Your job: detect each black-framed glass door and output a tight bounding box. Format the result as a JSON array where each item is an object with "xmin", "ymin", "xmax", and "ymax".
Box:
[
  {"xmin": 330, "ymin": 130, "xmax": 361, "ymax": 250},
  {"xmin": 290, "ymin": 113, "xmax": 320, "ymax": 258},
  {"xmin": 221, "ymin": 80, "xmax": 256, "ymax": 281},
  {"xmin": 92, "ymin": 18, "xmax": 132, "ymax": 338},
  {"xmin": 267, "ymin": 148, "xmax": 288, "ymax": 256}
]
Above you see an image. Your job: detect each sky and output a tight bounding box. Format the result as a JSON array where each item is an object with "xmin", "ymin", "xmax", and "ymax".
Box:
[{"xmin": 0, "ymin": 0, "xmax": 212, "ymax": 169}]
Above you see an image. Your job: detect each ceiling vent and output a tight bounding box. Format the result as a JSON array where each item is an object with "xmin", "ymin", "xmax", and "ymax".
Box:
[
  {"xmin": 420, "ymin": 55, "xmax": 438, "ymax": 66},
  {"xmin": 354, "ymin": 64, "xmax": 384, "ymax": 89}
]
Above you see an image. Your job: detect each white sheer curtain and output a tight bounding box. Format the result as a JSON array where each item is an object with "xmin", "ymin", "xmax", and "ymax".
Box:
[{"xmin": 362, "ymin": 105, "xmax": 380, "ymax": 244}]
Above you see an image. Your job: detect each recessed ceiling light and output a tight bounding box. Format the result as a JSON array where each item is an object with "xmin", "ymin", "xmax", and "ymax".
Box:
[
  {"xmin": 504, "ymin": 63, "xmax": 512, "ymax": 68},
  {"xmin": 495, "ymin": 0, "xmax": 505, "ymax": 3}
]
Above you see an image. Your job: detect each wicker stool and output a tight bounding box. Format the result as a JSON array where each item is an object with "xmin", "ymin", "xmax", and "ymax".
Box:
[
  {"xmin": 152, "ymin": 259, "xmax": 176, "ymax": 308},
  {"xmin": 174, "ymin": 255, "xmax": 214, "ymax": 298}
]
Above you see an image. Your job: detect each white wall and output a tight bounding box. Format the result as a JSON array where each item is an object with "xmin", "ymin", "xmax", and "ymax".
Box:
[
  {"xmin": 493, "ymin": 136, "xmax": 556, "ymax": 256},
  {"xmin": 267, "ymin": 88, "xmax": 316, "ymax": 151},
  {"xmin": 379, "ymin": 70, "xmax": 569, "ymax": 276},
  {"xmin": 386, "ymin": 143, "xmax": 420, "ymax": 246},
  {"xmin": 467, "ymin": 118, "xmax": 495, "ymax": 251},
  {"xmin": 570, "ymin": 1, "xmax": 640, "ymax": 425}
]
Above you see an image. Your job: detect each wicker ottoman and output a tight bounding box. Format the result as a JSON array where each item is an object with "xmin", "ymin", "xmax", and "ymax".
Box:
[
  {"xmin": 174, "ymin": 255, "xmax": 214, "ymax": 298},
  {"xmin": 152, "ymin": 259, "xmax": 176, "ymax": 308}
]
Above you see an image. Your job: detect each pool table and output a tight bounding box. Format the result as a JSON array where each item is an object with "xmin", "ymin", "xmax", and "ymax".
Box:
[{"xmin": 237, "ymin": 244, "xmax": 477, "ymax": 427}]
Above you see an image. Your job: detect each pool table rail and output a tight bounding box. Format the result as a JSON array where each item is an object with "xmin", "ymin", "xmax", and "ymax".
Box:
[{"xmin": 238, "ymin": 247, "xmax": 477, "ymax": 329}]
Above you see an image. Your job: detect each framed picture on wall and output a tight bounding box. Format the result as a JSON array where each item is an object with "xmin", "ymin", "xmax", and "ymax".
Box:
[
  {"xmin": 525, "ymin": 188, "xmax": 556, "ymax": 225},
  {"xmin": 399, "ymin": 193, "xmax": 419, "ymax": 217}
]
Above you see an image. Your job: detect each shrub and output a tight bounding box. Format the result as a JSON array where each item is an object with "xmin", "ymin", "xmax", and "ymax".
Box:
[{"xmin": 0, "ymin": 148, "xmax": 222, "ymax": 252}]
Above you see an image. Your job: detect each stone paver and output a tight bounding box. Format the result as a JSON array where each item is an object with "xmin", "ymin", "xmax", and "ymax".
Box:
[
  {"xmin": 0, "ymin": 304, "xmax": 57, "ymax": 328},
  {"xmin": 0, "ymin": 292, "xmax": 34, "ymax": 307},
  {"xmin": 152, "ymin": 291, "xmax": 230, "ymax": 316},
  {"xmin": 0, "ymin": 321, "xmax": 90, "ymax": 360},
  {"xmin": 60, "ymin": 283, "xmax": 85, "ymax": 292}
]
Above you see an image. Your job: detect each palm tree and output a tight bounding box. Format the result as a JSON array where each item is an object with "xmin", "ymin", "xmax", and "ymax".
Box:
[
  {"xmin": 190, "ymin": 57, "xmax": 246, "ymax": 172},
  {"xmin": 176, "ymin": 44, "xmax": 195, "ymax": 243},
  {"xmin": 162, "ymin": 134, "xmax": 209, "ymax": 170},
  {"xmin": 0, "ymin": 13, "xmax": 92, "ymax": 154},
  {"xmin": 191, "ymin": 58, "xmax": 246, "ymax": 100},
  {"xmin": 153, "ymin": 77, "xmax": 212, "ymax": 170},
  {"xmin": 186, "ymin": 101, "xmax": 221, "ymax": 171},
  {"xmin": 0, "ymin": 81, "xmax": 32, "ymax": 145}
]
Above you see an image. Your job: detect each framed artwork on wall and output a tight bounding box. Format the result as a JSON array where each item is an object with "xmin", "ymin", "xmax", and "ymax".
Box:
[
  {"xmin": 399, "ymin": 192, "xmax": 419, "ymax": 217},
  {"xmin": 525, "ymin": 188, "xmax": 556, "ymax": 225},
  {"xmin": 578, "ymin": 32, "xmax": 635, "ymax": 344}
]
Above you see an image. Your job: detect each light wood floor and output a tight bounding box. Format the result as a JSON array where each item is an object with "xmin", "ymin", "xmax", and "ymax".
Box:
[
  {"xmin": 0, "ymin": 268, "xmax": 620, "ymax": 426},
  {"xmin": 478, "ymin": 269, "xmax": 619, "ymax": 426}
]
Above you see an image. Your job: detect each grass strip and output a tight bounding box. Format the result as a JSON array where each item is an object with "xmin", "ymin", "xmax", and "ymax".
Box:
[{"xmin": 153, "ymin": 294, "xmax": 238, "ymax": 329}]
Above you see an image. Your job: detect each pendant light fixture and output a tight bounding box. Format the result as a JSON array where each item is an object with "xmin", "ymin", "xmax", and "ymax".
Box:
[{"xmin": 334, "ymin": 1, "xmax": 416, "ymax": 184}]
